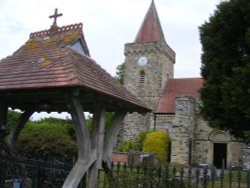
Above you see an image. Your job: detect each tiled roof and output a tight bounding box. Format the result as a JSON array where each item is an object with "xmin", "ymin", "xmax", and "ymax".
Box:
[
  {"xmin": 0, "ymin": 23, "xmax": 149, "ymax": 111},
  {"xmin": 155, "ymin": 78, "xmax": 203, "ymax": 113},
  {"xmin": 134, "ymin": 0, "xmax": 165, "ymax": 43}
]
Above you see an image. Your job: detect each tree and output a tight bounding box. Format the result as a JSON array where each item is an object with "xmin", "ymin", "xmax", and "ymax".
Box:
[
  {"xmin": 199, "ymin": 0, "xmax": 250, "ymax": 141},
  {"xmin": 114, "ymin": 63, "xmax": 125, "ymax": 84},
  {"xmin": 6, "ymin": 110, "xmax": 23, "ymax": 134}
]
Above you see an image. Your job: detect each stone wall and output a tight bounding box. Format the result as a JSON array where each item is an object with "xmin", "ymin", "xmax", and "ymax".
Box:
[
  {"xmin": 118, "ymin": 112, "xmax": 152, "ymax": 142},
  {"xmin": 155, "ymin": 114, "xmax": 174, "ymax": 132},
  {"xmin": 170, "ymin": 95, "xmax": 195, "ymax": 165},
  {"xmin": 243, "ymin": 147, "xmax": 250, "ymax": 169},
  {"xmin": 123, "ymin": 41, "xmax": 175, "ymax": 110},
  {"xmin": 117, "ymin": 91, "xmax": 247, "ymax": 168},
  {"xmin": 193, "ymin": 113, "xmax": 245, "ymax": 168},
  {"xmin": 192, "ymin": 116, "xmax": 213, "ymax": 165},
  {"xmin": 118, "ymin": 31, "xmax": 247, "ymax": 168},
  {"xmin": 229, "ymin": 142, "xmax": 244, "ymax": 167},
  {"xmin": 119, "ymin": 40, "xmax": 175, "ymax": 144}
]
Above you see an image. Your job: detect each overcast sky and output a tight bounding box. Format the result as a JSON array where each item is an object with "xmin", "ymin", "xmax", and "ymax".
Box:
[{"xmin": 0, "ymin": 0, "xmax": 222, "ymax": 119}]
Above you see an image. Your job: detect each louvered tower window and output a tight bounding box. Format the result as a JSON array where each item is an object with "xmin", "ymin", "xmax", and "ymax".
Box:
[{"xmin": 140, "ymin": 71, "xmax": 145, "ymax": 84}]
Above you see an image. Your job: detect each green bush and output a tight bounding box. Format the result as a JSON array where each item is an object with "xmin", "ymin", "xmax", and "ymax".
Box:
[
  {"xmin": 142, "ymin": 131, "xmax": 171, "ymax": 163},
  {"xmin": 17, "ymin": 130, "xmax": 77, "ymax": 162},
  {"xmin": 118, "ymin": 140, "xmax": 134, "ymax": 152},
  {"xmin": 23, "ymin": 121, "xmax": 69, "ymax": 135},
  {"xmin": 118, "ymin": 131, "xmax": 152, "ymax": 152},
  {"xmin": 133, "ymin": 131, "xmax": 152, "ymax": 151},
  {"xmin": 12, "ymin": 117, "xmax": 77, "ymax": 162}
]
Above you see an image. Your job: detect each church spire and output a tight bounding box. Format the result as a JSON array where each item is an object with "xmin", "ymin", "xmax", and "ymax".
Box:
[{"xmin": 134, "ymin": 0, "xmax": 166, "ymax": 43}]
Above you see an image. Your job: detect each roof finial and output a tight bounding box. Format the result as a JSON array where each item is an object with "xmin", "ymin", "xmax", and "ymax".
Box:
[{"xmin": 49, "ymin": 8, "xmax": 63, "ymax": 27}]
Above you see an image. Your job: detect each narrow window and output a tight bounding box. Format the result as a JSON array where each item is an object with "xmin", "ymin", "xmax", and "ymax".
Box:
[{"xmin": 140, "ymin": 71, "xmax": 145, "ymax": 84}]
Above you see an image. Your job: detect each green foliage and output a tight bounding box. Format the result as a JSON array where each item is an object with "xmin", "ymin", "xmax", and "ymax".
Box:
[
  {"xmin": 142, "ymin": 131, "xmax": 171, "ymax": 163},
  {"xmin": 199, "ymin": 0, "xmax": 250, "ymax": 141},
  {"xmin": 7, "ymin": 110, "xmax": 22, "ymax": 126},
  {"xmin": 6, "ymin": 110, "xmax": 23, "ymax": 135},
  {"xmin": 118, "ymin": 131, "xmax": 152, "ymax": 152},
  {"xmin": 85, "ymin": 114, "xmax": 93, "ymax": 134},
  {"xmin": 7, "ymin": 111, "xmax": 114, "ymax": 161},
  {"xmin": 84, "ymin": 112, "xmax": 115, "ymax": 135},
  {"xmin": 14, "ymin": 117, "xmax": 76, "ymax": 162},
  {"xmin": 118, "ymin": 140, "xmax": 135, "ymax": 152},
  {"xmin": 103, "ymin": 165, "xmax": 192, "ymax": 188},
  {"xmin": 23, "ymin": 120, "xmax": 69, "ymax": 135},
  {"xmin": 133, "ymin": 131, "xmax": 152, "ymax": 151},
  {"xmin": 114, "ymin": 63, "xmax": 125, "ymax": 84},
  {"xmin": 6, "ymin": 115, "xmax": 77, "ymax": 162},
  {"xmin": 17, "ymin": 130, "xmax": 77, "ymax": 162},
  {"xmin": 104, "ymin": 112, "xmax": 114, "ymax": 134}
]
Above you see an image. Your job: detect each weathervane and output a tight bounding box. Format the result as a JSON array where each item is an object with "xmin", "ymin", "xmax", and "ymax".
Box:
[{"xmin": 49, "ymin": 8, "xmax": 63, "ymax": 27}]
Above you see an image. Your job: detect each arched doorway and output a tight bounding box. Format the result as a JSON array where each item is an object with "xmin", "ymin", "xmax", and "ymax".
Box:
[{"xmin": 209, "ymin": 131, "xmax": 230, "ymax": 169}]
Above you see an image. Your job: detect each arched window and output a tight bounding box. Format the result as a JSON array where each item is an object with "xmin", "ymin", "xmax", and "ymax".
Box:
[{"xmin": 140, "ymin": 71, "xmax": 145, "ymax": 84}]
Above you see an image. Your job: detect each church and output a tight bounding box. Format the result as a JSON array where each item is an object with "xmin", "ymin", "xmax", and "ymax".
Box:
[{"xmin": 118, "ymin": 0, "xmax": 247, "ymax": 169}]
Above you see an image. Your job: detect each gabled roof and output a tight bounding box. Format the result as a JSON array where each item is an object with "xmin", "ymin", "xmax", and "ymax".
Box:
[
  {"xmin": 134, "ymin": 0, "xmax": 166, "ymax": 43},
  {"xmin": 0, "ymin": 23, "xmax": 150, "ymax": 112},
  {"xmin": 155, "ymin": 78, "xmax": 203, "ymax": 113},
  {"xmin": 0, "ymin": 23, "xmax": 89, "ymax": 90}
]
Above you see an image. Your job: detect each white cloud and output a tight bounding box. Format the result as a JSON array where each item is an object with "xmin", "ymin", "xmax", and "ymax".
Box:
[{"xmin": 0, "ymin": 0, "xmax": 223, "ymax": 77}]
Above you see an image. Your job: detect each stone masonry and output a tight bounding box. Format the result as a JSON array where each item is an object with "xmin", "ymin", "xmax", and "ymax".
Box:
[
  {"xmin": 117, "ymin": 0, "xmax": 247, "ymax": 169},
  {"xmin": 170, "ymin": 95, "xmax": 195, "ymax": 164},
  {"xmin": 120, "ymin": 41, "xmax": 175, "ymax": 142}
]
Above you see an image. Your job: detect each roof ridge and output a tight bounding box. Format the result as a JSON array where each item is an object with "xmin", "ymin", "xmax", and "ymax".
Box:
[
  {"xmin": 170, "ymin": 77, "xmax": 202, "ymax": 80},
  {"xmin": 30, "ymin": 23, "xmax": 83, "ymax": 38}
]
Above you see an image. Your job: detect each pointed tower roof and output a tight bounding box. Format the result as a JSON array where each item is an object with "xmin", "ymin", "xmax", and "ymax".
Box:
[{"xmin": 134, "ymin": 0, "xmax": 166, "ymax": 43}]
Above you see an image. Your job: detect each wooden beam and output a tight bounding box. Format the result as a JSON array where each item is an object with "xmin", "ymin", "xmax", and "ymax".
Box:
[
  {"xmin": 67, "ymin": 95, "xmax": 90, "ymax": 158},
  {"xmin": 63, "ymin": 95, "xmax": 94, "ymax": 188},
  {"xmin": 6, "ymin": 108, "xmax": 34, "ymax": 155},
  {"xmin": 63, "ymin": 152, "xmax": 96, "ymax": 188},
  {"xmin": 0, "ymin": 103, "xmax": 8, "ymax": 142},
  {"xmin": 103, "ymin": 112, "xmax": 126, "ymax": 167},
  {"xmin": 88, "ymin": 104, "xmax": 106, "ymax": 188}
]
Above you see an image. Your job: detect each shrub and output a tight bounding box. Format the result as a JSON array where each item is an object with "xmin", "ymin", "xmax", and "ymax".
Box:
[
  {"xmin": 16, "ymin": 130, "xmax": 77, "ymax": 162},
  {"xmin": 133, "ymin": 131, "xmax": 152, "ymax": 151},
  {"xmin": 14, "ymin": 118, "xmax": 77, "ymax": 162},
  {"xmin": 142, "ymin": 131, "xmax": 171, "ymax": 163},
  {"xmin": 118, "ymin": 140, "xmax": 134, "ymax": 152},
  {"xmin": 118, "ymin": 131, "xmax": 152, "ymax": 152},
  {"xmin": 23, "ymin": 121, "xmax": 69, "ymax": 135}
]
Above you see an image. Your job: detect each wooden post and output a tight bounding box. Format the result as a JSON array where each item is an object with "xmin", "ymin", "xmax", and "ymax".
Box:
[
  {"xmin": 6, "ymin": 108, "xmax": 34, "ymax": 155},
  {"xmin": 0, "ymin": 103, "xmax": 8, "ymax": 143},
  {"xmin": 63, "ymin": 95, "xmax": 96, "ymax": 188},
  {"xmin": 88, "ymin": 104, "xmax": 106, "ymax": 188},
  {"xmin": 62, "ymin": 92, "xmax": 127, "ymax": 187},
  {"xmin": 103, "ymin": 112, "xmax": 126, "ymax": 167}
]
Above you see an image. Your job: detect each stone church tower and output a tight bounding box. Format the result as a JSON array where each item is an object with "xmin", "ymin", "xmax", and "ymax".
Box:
[
  {"xmin": 119, "ymin": 0, "xmax": 175, "ymax": 141},
  {"xmin": 118, "ymin": 0, "xmax": 248, "ymax": 169}
]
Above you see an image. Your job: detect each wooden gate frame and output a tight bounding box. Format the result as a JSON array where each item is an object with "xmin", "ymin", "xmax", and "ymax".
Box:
[{"xmin": 0, "ymin": 91, "xmax": 130, "ymax": 187}]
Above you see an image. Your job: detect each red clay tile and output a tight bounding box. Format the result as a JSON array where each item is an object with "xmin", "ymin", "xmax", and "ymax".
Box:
[
  {"xmin": 155, "ymin": 78, "xmax": 203, "ymax": 113},
  {"xmin": 0, "ymin": 23, "xmax": 149, "ymax": 111},
  {"xmin": 134, "ymin": 0, "xmax": 165, "ymax": 43}
]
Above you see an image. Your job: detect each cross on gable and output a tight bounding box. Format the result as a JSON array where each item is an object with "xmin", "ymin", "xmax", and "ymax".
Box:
[{"xmin": 49, "ymin": 8, "xmax": 63, "ymax": 26}]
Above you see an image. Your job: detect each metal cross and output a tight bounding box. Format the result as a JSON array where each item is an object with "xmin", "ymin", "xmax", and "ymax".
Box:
[{"xmin": 49, "ymin": 8, "xmax": 63, "ymax": 26}]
